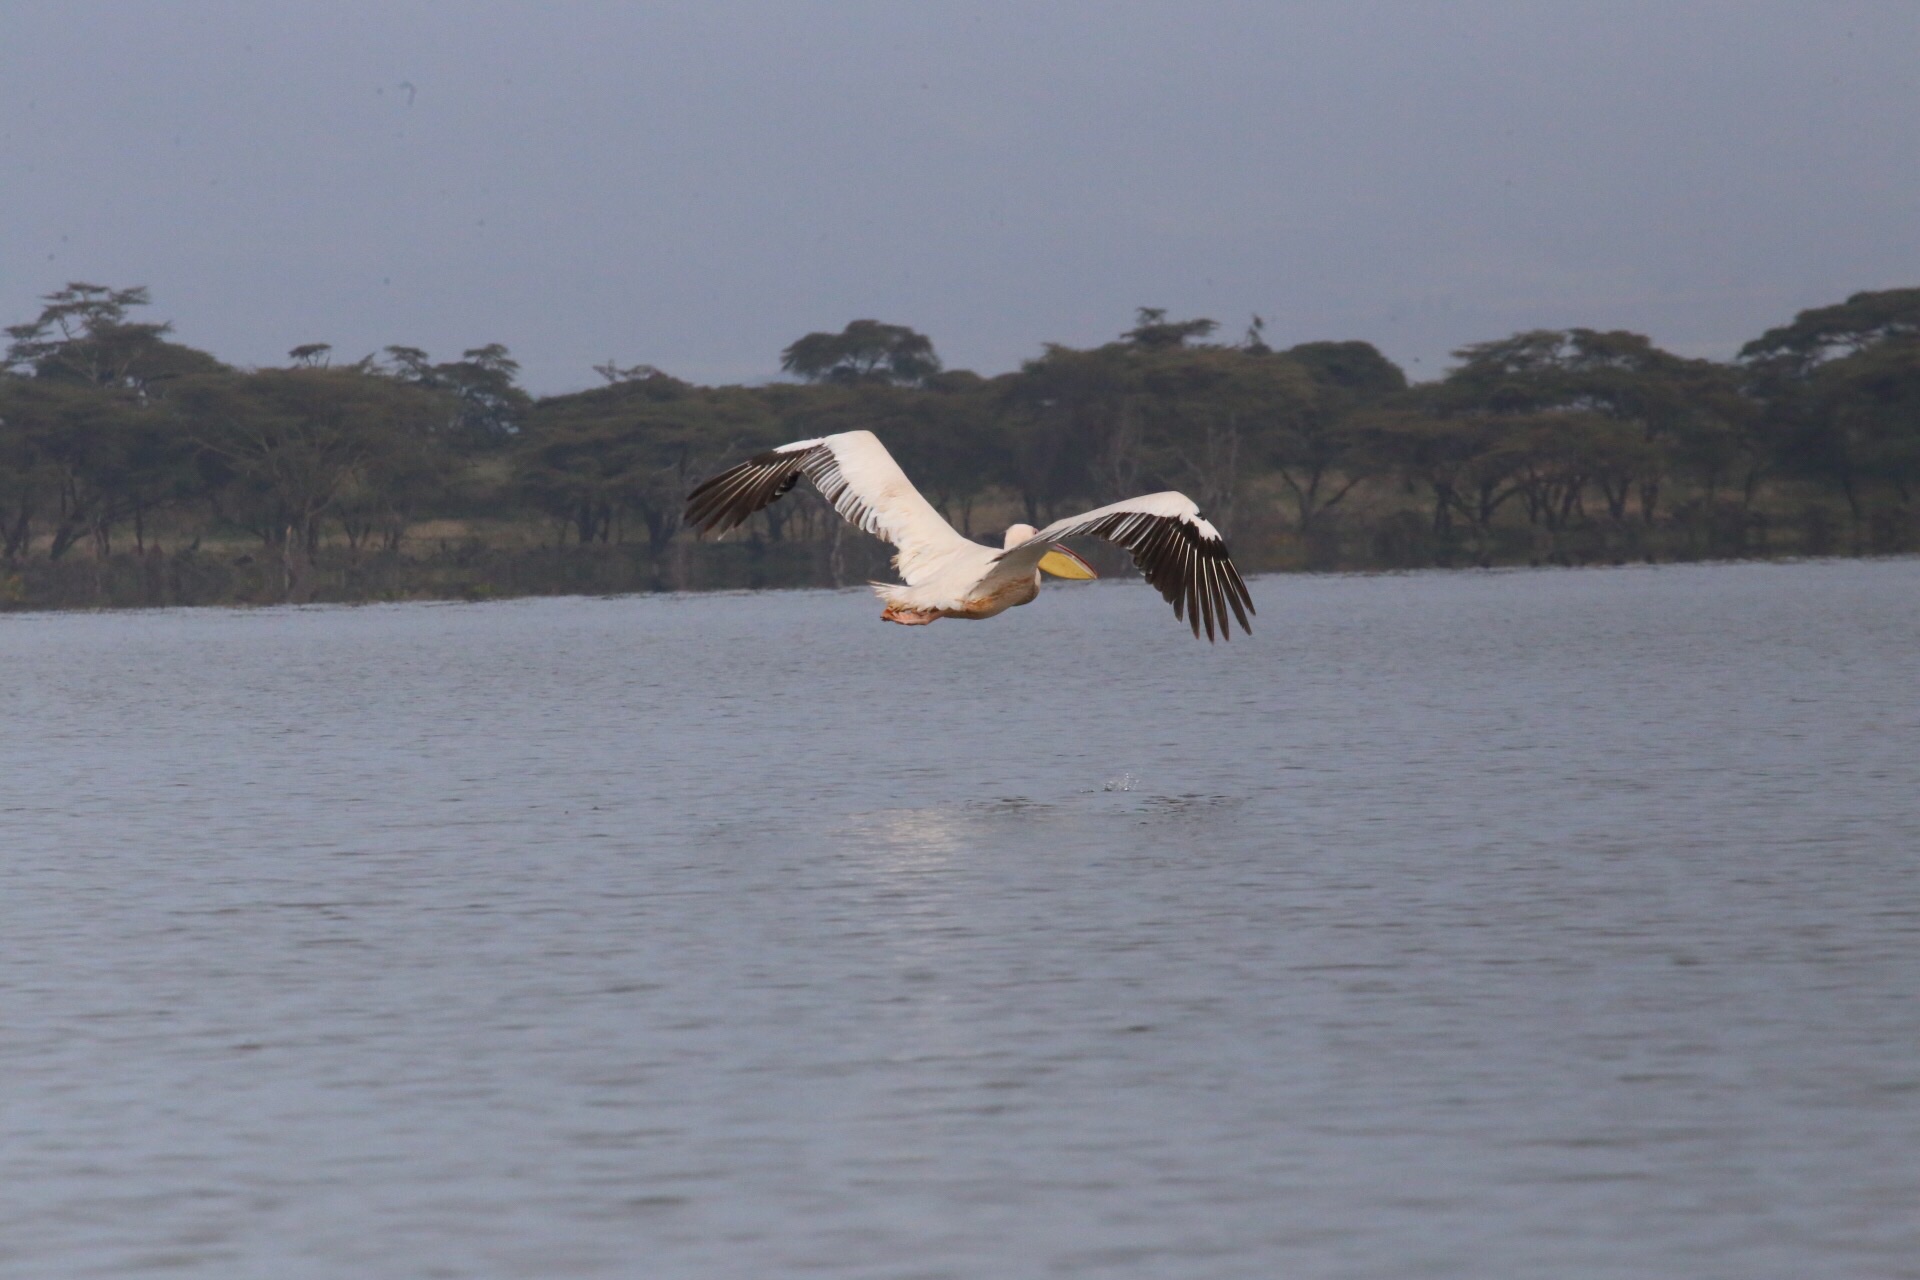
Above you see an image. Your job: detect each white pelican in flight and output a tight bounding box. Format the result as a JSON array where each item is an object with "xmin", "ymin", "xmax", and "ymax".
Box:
[{"xmin": 685, "ymin": 430, "xmax": 1254, "ymax": 640}]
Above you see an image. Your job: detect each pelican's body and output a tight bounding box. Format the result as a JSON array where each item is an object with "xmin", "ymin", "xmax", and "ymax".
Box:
[
  {"xmin": 685, "ymin": 430, "xmax": 1253, "ymax": 640},
  {"xmin": 867, "ymin": 522, "xmax": 1065, "ymax": 624}
]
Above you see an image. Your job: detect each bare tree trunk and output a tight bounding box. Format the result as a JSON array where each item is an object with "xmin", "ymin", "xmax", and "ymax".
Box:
[
  {"xmin": 1098, "ymin": 405, "xmax": 1145, "ymax": 501},
  {"xmin": 2, "ymin": 508, "xmax": 31, "ymax": 561},
  {"xmin": 282, "ymin": 522, "xmax": 301, "ymax": 601}
]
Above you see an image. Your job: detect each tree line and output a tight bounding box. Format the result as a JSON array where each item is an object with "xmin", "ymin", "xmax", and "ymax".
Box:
[{"xmin": 3, "ymin": 281, "xmax": 1916, "ymax": 608}]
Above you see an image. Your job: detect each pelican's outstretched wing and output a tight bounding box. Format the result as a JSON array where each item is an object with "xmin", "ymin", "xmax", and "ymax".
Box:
[
  {"xmin": 685, "ymin": 430, "xmax": 974, "ymax": 584},
  {"xmin": 996, "ymin": 492, "xmax": 1254, "ymax": 641}
]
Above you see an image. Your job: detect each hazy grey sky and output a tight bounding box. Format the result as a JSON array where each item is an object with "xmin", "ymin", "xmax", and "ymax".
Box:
[{"xmin": 5, "ymin": 1, "xmax": 1917, "ymax": 393}]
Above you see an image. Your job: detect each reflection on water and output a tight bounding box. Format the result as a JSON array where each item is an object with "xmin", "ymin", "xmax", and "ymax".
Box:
[
  {"xmin": 846, "ymin": 806, "xmax": 975, "ymax": 867},
  {"xmin": 3, "ymin": 558, "xmax": 1919, "ymax": 1278}
]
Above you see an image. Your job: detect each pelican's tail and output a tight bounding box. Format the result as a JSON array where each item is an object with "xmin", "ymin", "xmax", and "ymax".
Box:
[{"xmin": 871, "ymin": 581, "xmax": 943, "ymax": 626}]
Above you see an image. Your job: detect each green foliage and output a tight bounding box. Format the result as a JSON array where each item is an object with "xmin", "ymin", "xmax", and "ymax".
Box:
[
  {"xmin": 1001, "ymin": 342, "xmax": 1133, "ymax": 521},
  {"xmin": 1790, "ymin": 336, "xmax": 1920, "ymax": 507},
  {"xmin": 521, "ymin": 374, "xmax": 775, "ymax": 550},
  {"xmin": 1284, "ymin": 340, "xmax": 1408, "ymax": 398},
  {"xmin": 1121, "ymin": 308, "xmax": 1218, "ymax": 350},
  {"xmin": 4, "ymin": 283, "xmax": 1919, "ymax": 609},
  {"xmin": 4, "ymin": 282, "xmax": 225, "ymax": 391},
  {"xmin": 1739, "ymin": 288, "xmax": 1920, "ymax": 374},
  {"xmin": 378, "ymin": 342, "xmax": 531, "ymax": 441},
  {"xmin": 780, "ymin": 320, "xmax": 942, "ymax": 387},
  {"xmin": 1261, "ymin": 344, "xmax": 1400, "ymax": 531},
  {"xmin": 0, "ymin": 378, "xmax": 182, "ymax": 559},
  {"xmin": 1406, "ymin": 328, "xmax": 1751, "ymax": 528},
  {"xmin": 172, "ymin": 367, "xmax": 454, "ymax": 595},
  {"xmin": 1003, "ymin": 333, "xmax": 1328, "ymax": 531},
  {"xmin": 2, "ymin": 284, "xmax": 224, "ymax": 563},
  {"xmin": 1739, "ymin": 289, "xmax": 1920, "ymax": 514}
]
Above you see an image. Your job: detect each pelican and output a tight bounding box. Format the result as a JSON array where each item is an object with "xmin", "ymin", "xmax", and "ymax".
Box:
[{"xmin": 684, "ymin": 430, "xmax": 1254, "ymax": 640}]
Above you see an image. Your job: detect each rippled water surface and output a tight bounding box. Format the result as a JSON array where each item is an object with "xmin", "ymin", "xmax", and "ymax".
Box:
[{"xmin": 5, "ymin": 559, "xmax": 1919, "ymax": 1278}]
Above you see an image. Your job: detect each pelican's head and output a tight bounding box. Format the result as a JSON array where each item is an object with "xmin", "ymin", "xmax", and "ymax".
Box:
[{"xmin": 1004, "ymin": 523, "xmax": 1098, "ymax": 580}]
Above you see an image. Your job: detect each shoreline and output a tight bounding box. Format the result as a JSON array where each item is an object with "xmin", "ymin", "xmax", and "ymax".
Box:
[{"xmin": 6, "ymin": 539, "xmax": 1915, "ymax": 618}]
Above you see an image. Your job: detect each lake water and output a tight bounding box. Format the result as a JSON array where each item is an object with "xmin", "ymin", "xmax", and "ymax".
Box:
[{"xmin": 3, "ymin": 558, "xmax": 1918, "ymax": 1279}]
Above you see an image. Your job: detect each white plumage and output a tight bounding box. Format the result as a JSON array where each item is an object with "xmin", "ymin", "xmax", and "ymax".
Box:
[{"xmin": 685, "ymin": 430, "xmax": 1253, "ymax": 640}]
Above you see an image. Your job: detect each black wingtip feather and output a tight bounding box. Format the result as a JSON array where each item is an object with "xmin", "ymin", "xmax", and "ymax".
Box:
[
  {"xmin": 684, "ymin": 447, "xmax": 818, "ymax": 537},
  {"xmin": 1060, "ymin": 507, "xmax": 1253, "ymax": 641}
]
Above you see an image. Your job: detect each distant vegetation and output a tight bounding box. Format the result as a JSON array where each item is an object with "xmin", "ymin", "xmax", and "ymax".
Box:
[{"xmin": 3, "ymin": 282, "xmax": 1918, "ymax": 610}]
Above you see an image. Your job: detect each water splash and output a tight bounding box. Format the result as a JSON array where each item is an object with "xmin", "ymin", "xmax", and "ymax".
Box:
[{"xmin": 1103, "ymin": 773, "xmax": 1140, "ymax": 792}]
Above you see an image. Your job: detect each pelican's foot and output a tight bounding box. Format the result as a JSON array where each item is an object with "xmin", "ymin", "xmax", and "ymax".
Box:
[{"xmin": 881, "ymin": 606, "xmax": 939, "ymax": 626}]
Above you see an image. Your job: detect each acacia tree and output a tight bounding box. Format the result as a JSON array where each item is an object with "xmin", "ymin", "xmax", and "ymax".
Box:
[
  {"xmin": 522, "ymin": 375, "xmax": 774, "ymax": 555},
  {"xmin": 1801, "ymin": 337, "xmax": 1920, "ymax": 510},
  {"xmin": 1263, "ymin": 342, "xmax": 1406, "ymax": 532},
  {"xmin": 1362, "ymin": 396, "xmax": 1530, "ymax": 544},
  {"xmin": 4, "ymin": 282, "xmax": 223, "ymax": 393},
  {"xmin": 780, "ymin": 320, "xmax": 941, "ymax": 387},
  {"xmin": 1131, "ymin": 344, "xmax": 1292, "ymax": 533},
  {"xmin": 1740, "ymin": 288, "xmax": 1920, "ymax": 376},
  {"xmin": 1122, "ymin": 308, "xmax": 1218, "ymax": 350},
  {"xmin": 176, "ymin": 368, "xmax": 449, "ymax": 598},
  {"xmin": 1741, "ymin": 289, "xmax": 1920, "ymax": 516},
  {"xmin": 0, "ymin": 376, "xmax": 54, "ymax": 560},
  {"xmin": 378, "ymin": 342, "xmax": 530, "ymax": 441},
  {"xmin": 1, "ymin": 286, "xmax": 221, "ymax": 559},
  {"xmin": 1004, "ymin": 331, "xmax": 1306, "ymax": 532},
  {"xmin": 18, "ymin": 383, "xmax": 183, "ymax": 559},
  {"xmin": 1435, "ymin": 329, "xmax": 1736, "ymax": 528},
  {"xmin": 1001, "ymin": 343, "xmax": 1132, "ymax": 523}
]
